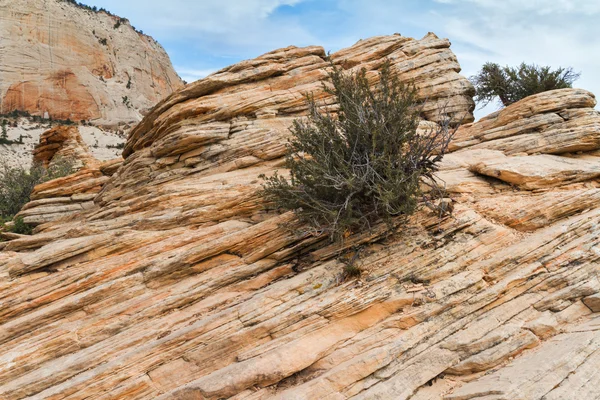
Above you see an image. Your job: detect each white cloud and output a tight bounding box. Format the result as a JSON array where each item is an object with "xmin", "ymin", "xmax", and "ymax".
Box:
[
  {"xmin": 97, "ymin": 0, "xmax": 315, "ymax": 50},
  {"xmin": 433, "ymin": 0, "xmax": 600, "ymax": 15},
  {"xmin": 175, "ymin": 68, "xmax": 218, "ymax": 83}
]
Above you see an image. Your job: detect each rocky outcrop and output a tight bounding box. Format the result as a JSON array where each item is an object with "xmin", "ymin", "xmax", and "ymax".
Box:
[
  {"xmin": 15, "ymin": 160, "xmax": 119, "ymax": 226},
  {"xmin": 0, "ymin": 0, "xmax": 183, "ymax": 125},
  {"xmin": 33, "ymin": 125, "xmax": 99, "ymax": 169},
  {"xmin": 1, "ymin": 34, "xmax": 599, "ymax": 400},
  {"xmin": 15, "ymin": 126, "xmax": 122, "ymax": 226}
]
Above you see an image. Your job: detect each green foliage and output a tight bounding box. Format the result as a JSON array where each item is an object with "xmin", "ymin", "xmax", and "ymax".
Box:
[
  {"xmin": 0, "ymin": 158, "xmax": 75, "ymax": 222},
  {"xmin": 0, "ymin": 119, "xmax": 18, "ymax": 145},
  {"xmin": 9, "ymin": 217, "xmax": 33, "ymax": 235},
  {"xmin": 1, "ymin": 119, "xmax": 7, "ymax": 139},
  {"xmin": 126, "ymin": 77, "xmax": 132, "ymax": 89},
  {"xmin": 98, "ymin": 38, "xmax": 108, "ymax": 46},
  {"xmin": 107, "ymin": 142, "xmax": 125, "ymax": 149},
  {"xmin": 0, "ymin": 111, "xmax": 75, "ymax": 128},
  {"xmin": 261, "ymin": 61, "xmax": 453, "ymax": 241},
  {"xmin": 470, "ymin": 62, "xmax": 580, "ymax": 108},
  {"xmin": 122, "ymin": 96, "xmax": 131, "ymax": 108}
]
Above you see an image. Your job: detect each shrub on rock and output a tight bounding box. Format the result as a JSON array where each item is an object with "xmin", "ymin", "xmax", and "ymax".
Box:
[
  {"xmin": 471, "ymin": 62, "xmax": 580, "ymax": 108},
  {"xmin": 261, "ymin": 61, "xmax": 453, "ymax": 241}
]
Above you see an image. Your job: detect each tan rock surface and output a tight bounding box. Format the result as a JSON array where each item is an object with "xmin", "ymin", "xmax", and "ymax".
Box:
[
  {"xmin": 15, "ymin": 125, "xmax": 120, "ymax": 226},
  {"xmin": 33, "ymin": 125, "xmax": 100, "ymax": 169},
  {"xmin": 1, "ymin": 35, "xmax": 599, "ymax": 400},
  {"xmin": 0, "ymin": 0, "xmax": 183, "ymax": 125}
]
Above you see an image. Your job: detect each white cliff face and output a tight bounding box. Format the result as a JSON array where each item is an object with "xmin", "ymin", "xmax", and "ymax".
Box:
[{"xmin": 0, "ymin": 0, "xmax": 184, "ymax": 125}]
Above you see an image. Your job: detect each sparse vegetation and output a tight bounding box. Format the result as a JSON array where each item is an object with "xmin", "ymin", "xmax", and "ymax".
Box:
[
  {"xmin": 0, "ymin": 158, "xmax": 75, "ymax": 224},
  {"xmin": 114, "ymin": 18, "xmax": 126, "ymax": 29},
  {"xmin": 107, "ymin": 142, "xmax": 125, "ymax": 150},
  {"xmin": 9, "ymin": 216, "xmax": 33, "ymax": 235},
  {"xmin": 260, "ymin": 61, "xmax": 453, "ymax": 241},
  {"xmin": 126, "ymin": 77, "xmax": 132, "ymax": 89},
  {"xmin": 470, "ymin": 62, "xmax": 580, "ymax": 108},
  {"xmin": 0, "ymin": 110, "xmax": 76, "ymax": 128},
  {"xmin": 122, "ymin": 96, "xmax": 132, "ymax": 108},
  {"xmin": 1, "ymin": 120, "xmax": 7, "ymax": 141},
  {"xmin": 98, "ymin": 37, "xmax": 108, "ymax": 46}
]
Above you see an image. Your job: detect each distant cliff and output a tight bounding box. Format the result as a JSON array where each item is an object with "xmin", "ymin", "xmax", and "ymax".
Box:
[{"xmin": 0, "ymin": 0, "xmax": 184, "ymax": 125}]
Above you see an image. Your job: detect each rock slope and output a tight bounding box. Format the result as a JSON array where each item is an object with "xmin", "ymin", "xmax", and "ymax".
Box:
[
  {"xmin": 1, "ymin": 34, "xmax": 599, "ymax": 400},
  {"xmin": 0, "ymin": 0, "xmax": 183, "ymax": 125}
]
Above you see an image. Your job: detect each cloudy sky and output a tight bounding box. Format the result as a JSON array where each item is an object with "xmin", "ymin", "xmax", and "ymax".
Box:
[{"xmin": 86, "ymin": 0, "xmax": 599, "ymax": 119}]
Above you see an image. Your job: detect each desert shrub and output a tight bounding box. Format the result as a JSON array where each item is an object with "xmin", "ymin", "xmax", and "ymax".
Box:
[
  {"xmin": 0, "ymin": 158, "xmax": 75, "ymax": 221},
  {"xmin": 261, "ymin": 61, "xmax": 453, "ymax": 241},
  {"xmin": 471, "ymin": 62, "xmax": 580, "ymax": 108},
  {"xmin": 9, "ymin": 217, "xmax": 33, "ymax": 235}
]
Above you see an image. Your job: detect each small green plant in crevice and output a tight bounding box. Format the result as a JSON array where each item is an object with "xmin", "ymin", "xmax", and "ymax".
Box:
[
  {"xmin": 343, "ymin": 262, "xmax": 362, "ymax": 279},
  {"xmin": 260, "ymin": 60, "xmax": 454, "ymax": 242},
  {"xmin": 470, "ymin": 62, "xmax": 580, "ymax": 108},
  {"xmin": 338, "ymin": 246, "xmax": 364, "ymax": 279},
  {"xmin": 98, "ymin": 37, "xmax": 108, "ymax": 46},
  {"xmin": 8, "ymin": 217, "xmax": 33, "ymax": 235},
  {"xmin": 122, "ymin": 96, "xmax": 132, "ymax": 108},
  {"xmin": 126, "ymin": 76, "xmax": 132, "ymax": 89}
]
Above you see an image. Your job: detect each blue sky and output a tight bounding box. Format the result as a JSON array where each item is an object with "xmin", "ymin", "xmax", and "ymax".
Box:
[{"xmin": 84, "ymin": 0, "xmax": 600, "ymax": 119}]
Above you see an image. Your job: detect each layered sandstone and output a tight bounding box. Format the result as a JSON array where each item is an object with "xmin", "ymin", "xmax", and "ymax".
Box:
[
  {"xmin": 15, "ymin": 125, "xmax": 122, "ymax": 226},
  {"xmin": 33, "ymin": 125, "xmax": 100, "ymax": 169},
  {"xmin": 1, "ymin": 35, "xmax": 599, "ymax": 400},
  {"xmin": 0, "ymin": 0, "xmax": 183, "ymax": 125}
]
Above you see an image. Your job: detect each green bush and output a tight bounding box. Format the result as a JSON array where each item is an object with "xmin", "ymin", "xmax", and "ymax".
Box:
[
  {"xmin": 261, "ymin": 61, "xmax": 453, "ymax": 241},
  {"xmin": 0, "ymin": 158, "xmax": 75, "ymax": 221},
  {"xmin": 470, "ymin": 62, "xmax": 580, "ymax": 108},
  {"xmin": 9, "ymin": 217, "xmax": 33, "ymax": 235}
]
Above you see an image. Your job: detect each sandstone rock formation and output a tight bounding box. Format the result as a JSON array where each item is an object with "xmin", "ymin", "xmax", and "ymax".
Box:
[
  {"xmin": 1, "ymin": 34, "xmax": 599, "ymax": 400},
  {"xmin": 0, "ymin": 0, "xmax": 183, "ymax": 125},
  {"xmin": 33, "ymin": 125, "xmax": 100, "ymax": 169},
  {"xmin": 14, "ymin": 125, "xmax": 122, "ymax": 226}
]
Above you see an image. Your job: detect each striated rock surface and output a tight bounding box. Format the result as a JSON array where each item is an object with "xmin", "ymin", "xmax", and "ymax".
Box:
[
  {"xmin": 0, "ymin": 0, "xmax": 183, "ymax": 125},
  {"xmin": 15, "ymin": 126, "xmax": 122, "ymax": 226},
  {"xmin": 33, "ymin": 125, "xmax": 100, "ymax": 169},
  {"xmin": 1, "ymin": 35, "xmax": 600, "ymax": 400}
]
